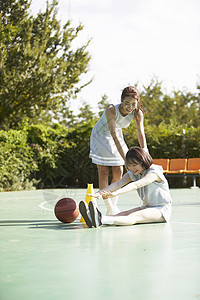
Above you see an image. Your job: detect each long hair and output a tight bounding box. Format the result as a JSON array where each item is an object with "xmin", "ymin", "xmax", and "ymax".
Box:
[{"xmin": 126, "ymin": 147, "xmax": 153, "ymax": 170}]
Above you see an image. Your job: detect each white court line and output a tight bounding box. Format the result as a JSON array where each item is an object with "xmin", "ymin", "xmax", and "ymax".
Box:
[
  {"xmin": 171, "ymin": 221, "xmax": 200, "ymax": 225},
  {"xmin": 39, "ymin": 193, "xmax": 67, "ymax": 212},
  {"xmin": 39, "ymin": 201, "xmax": 54, "ymax": 212},
  {"xmin": 39, "ymin": 195, "xmax": 67, "ymax": 211}
]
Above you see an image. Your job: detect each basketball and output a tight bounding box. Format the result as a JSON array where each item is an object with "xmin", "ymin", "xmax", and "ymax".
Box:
[{"xmin": 54, "ymin": 198, "xmax": 79, "ymax": 223}]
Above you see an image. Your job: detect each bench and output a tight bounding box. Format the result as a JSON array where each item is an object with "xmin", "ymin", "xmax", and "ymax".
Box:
[{"xmin": 153, "ymin": 158, "xmax": 200, "ymax": 188}]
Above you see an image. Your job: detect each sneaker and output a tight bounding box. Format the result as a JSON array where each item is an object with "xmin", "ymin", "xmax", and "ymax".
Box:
[
  {"xmin": 89, "ymin": 201, "xmax": 102, "ymax": 228},
  {"xmin": 79, "ymin": 201, "xmax": 92, "ymax": 228}
]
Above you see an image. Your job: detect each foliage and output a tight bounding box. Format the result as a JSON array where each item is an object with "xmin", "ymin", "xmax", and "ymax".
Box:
[
  {"xmin": 0, "ymin": 122, "xmax": 98, "ymax": 191},
  {"xmin": 0, "ymin": 122, "xmax": 199, "ymax": 191},
  {"xmin": 0, "ymin": 6, "xmax": 200, "ymax": 192},
  {"xmin": 123, "ymin": 122, "xmax": 200, "ymax": 159},
  {"xmin": 26, "ymin": 123, "xmax": 75, "ymax": 188},
  {"xmin": 0, "ymin": 128, "xmax": 38, "ymax": 191},
  {"xmin": 77, "ymin": 102, "xmax": 95, "ymax": 122},
  {"xmin": 64, "ymin": 120, "xmax": 97, "ymax": 187},
  {"xmin": 0, "ymin": 0, "xmax": 91, "ymax": 129},
  {"xmin": 97, "ymin": 94, "xmax": 110, "ymax": 117},
  {"xmin": 140, "ymin": 78, "xmax": 200, "ymax": 127}
]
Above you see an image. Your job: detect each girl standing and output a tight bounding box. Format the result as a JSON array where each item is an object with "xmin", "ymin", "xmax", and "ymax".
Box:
[
  {"xmin": 80, "ymin": 147, "xmax": 172, "ymax": 227},
  {"xmin": 89, "ymin": 86, "xmax": 147, "ymax": 215}
]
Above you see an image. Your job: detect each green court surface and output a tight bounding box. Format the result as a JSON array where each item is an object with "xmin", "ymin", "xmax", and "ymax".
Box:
[{"xmin": 0, "ymin": 188, "xmax": 200, "ymax": 300}]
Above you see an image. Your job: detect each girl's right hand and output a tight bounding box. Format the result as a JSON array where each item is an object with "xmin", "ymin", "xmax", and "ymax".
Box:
[
  {"xmin": 87, "ymin": 191, "xmax": 117, "ymax": 199},
  {"xmin": 98, "ymin": 190, "xmax": 118, "ymax": 199},
  {"xmin": 87, "ymin": 193, "xmax": 102, "ymax": 199},
  {"xmin": 99, "ymin": 191, "xmax": 115, "ymax": 199}
]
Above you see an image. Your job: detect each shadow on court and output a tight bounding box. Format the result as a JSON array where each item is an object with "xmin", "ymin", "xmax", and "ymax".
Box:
[
  {"xmin": 0, "ymin": 219, "xmax": 87, "ymax": 230},
  {"xmin": 28, "ymin": 221, "xmax": 86, "ymax": 230}
]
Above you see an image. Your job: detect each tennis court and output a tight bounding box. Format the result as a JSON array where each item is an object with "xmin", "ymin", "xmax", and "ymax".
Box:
[{"xmin": 0, "ymin": 187, "xmax": 200, "ymax": 300}]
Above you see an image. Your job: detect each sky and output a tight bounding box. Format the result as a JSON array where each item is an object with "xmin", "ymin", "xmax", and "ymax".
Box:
[{"xmin": 30, "ymin": 0, "xmax": 200, "ymax": 112}]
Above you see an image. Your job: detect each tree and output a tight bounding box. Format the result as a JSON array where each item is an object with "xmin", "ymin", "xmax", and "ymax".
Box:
[
  {"xmin": 140, "ymin": 78, "xmax": 200, "ymax": 127},
  {"xmin": 77, "ymin": 102, "xmax": 94, "ymax": 122},
  {"xmin": 97, "ymin": 94, "xmax": 109, "ymax": 117},
  {"xmin": 0, "ymin": 0, "xmax": 91, "ymax": 129},
  {"xmin": 169, "ymin": 89, "xmax": 200, "ymax": 127},
  {"xmin": 140, "ymin": 78, "xmax": 166, "ymax": 126}
]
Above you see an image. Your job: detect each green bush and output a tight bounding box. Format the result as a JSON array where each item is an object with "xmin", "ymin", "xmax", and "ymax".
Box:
[
  {"xmin": 123, "ymin": 123, "xmax": 200, "ymax": 188},
  {"xmin": 123, "ymin": 122, "xmax": 200, "ymax": 158},
  {"xmin": 26, "ymin": 124, "xmax": 77, "ymax": 188},
  {"xmin": 0, "ymin": 122, "xmax": 199, "ymax": 191},
  {"xmin": 0, "ymin": 129, "xmax": 38, "ymax": 191}
]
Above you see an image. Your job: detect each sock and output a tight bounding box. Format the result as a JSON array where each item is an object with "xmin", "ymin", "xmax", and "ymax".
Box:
[
  {"xmin": 102, "ymin": 215, "xmax": 114, "ymax": 225},
  {"xmin": 103, "ymin": 198, "xmax": 114, "ymax": 210},
  {"xmin": 111, "ymin": 195, "xmax": 119, "ymax": 208},
  {"xmin": 104, "ymin": 197, "xmax": 120, "ymax": 215}
]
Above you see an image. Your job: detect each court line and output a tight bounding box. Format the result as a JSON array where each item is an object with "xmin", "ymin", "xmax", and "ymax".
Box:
[
  {"xmin": 39, "ymin": 193, "xmax": 66, "ymax": 212},
  {"xmin": 39, "ymin": 201, "xmax": 54, "ymax": 212}
]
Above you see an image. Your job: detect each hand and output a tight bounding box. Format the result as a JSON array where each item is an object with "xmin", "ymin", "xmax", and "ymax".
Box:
[
  {"xmin": 99, "ymin": 191, "xmax": 115, "ymax": 199},
  {"xmin": 97, "ymin": 190, "xmax": 118, "ymax": 199},
  {"xmin": 87, "ymin": 191, "xmax": 117, "ymax": 199},
  {"xmin": 87, "ymin": 193, "xmax": 102, "ymax": 199}
]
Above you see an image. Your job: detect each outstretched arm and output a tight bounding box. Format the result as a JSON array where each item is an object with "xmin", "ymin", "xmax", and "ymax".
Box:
[
  {"xmin": 88, "ymin": 172, "xmax": 132, "ymax": 198},
  {"xmin": 106, "ymin": 105, "xmax": 127, "ymax": 161},
  {"xmin": 135, "ymin": 110, "xmax": 147, "ymax": 150},
  {"xmin": 99, "ymin": 172, "xmax": 160, "ymax": 199}
]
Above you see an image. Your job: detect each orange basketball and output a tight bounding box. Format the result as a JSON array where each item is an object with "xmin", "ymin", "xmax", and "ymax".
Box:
[{"xmin": 54, "ymin": 198, "xmax": 79, "ymax": 223}]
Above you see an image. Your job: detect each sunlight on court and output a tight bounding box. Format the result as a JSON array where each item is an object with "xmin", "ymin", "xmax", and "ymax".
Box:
[{"xmin": 0, "ymin": 188, "xmax": 200, "ymax": 300}]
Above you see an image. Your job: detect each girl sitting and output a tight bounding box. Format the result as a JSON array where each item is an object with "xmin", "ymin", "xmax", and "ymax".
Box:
[{"xmin": 79, "ymin": 147, "xmax": 172, "ymax": 227}]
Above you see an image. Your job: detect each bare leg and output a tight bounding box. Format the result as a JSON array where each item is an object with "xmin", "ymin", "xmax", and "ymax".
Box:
[
  {"xmin": 97, "ymin": 165, "xmax": 123, "ymax": 214},
  {"xmin": 97, "ymin": 165, "xmax": 113, "ymax": 211},
  {"xmin": 115, "ymin": 207, "xmax": 143, "ymax": 216},
  {"xmin": 111, "ymin": 166, "xmax": 123, "ymax": 183},
  {"xmin": 97, "ymin": 165, "xmax": 123, "ymax": 189},
  {"xmin": 109, "ymin": 166, "xmax": 123, "ymax": 212},
  {"xmin": 97, "ymin": 165, "xmax": 109, "ymax": 189},
  {"xmin": 102, "ymin": 207, "xmax": 165, "ymax": 226}
]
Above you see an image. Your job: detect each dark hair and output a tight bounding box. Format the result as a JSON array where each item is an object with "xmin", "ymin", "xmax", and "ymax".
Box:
[
  {"xmin": 126, "ymin": 147, "xmax": 153, "ymax": 170},
  {"xmin": 121, "ymin": 86, "xmax": 140, "ymax": 101},
  {"xmin": 121, "ymin": 86, "xmax": 141, "ymax": 112}
]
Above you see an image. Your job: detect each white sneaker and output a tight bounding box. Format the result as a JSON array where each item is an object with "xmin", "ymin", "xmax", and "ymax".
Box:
[
  {"xmin": 106, "ymin": 206, "xmax": 121, "ymax": 216},
  {"xmin": 79, "ymin": 201, "xmax": 92, "ymax": 228},
  {"xmin": 89, "ymin": 201, "xmax": 102, "ymax": 228}
]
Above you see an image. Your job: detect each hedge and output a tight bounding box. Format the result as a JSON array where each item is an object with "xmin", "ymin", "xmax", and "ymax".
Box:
[
  {"xmin": 124, "ymin": 122, "xmax": 200, "ymax": 158},
  {"xmin": 0, "ymin": 122, "xmax": 199, "ymax": 191}
]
